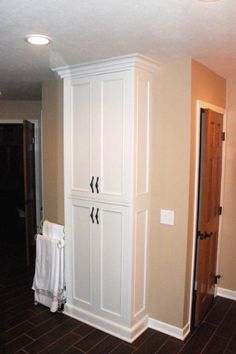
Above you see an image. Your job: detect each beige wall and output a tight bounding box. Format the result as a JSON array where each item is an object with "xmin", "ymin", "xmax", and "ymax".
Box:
[
  {"xmin": 191, "ymin": 60, "xmax": 226, "ymax": 108},
  {"xmin": 149, "ymin": 58, "xmax": 226, "ymax": 329},
  {"xmin": 149, "ymin": 58, "xmax": 192, "ymax": 327},
  {"xmin": 42, "ymin": 79, "xmax": 64, "ymax": 224},
  {"xmin": 0, "ymin": 100, "xmax": 41, "ymax": 120},
  {"xmin": 183, "ymin": 60, "xmax": 226, "ymax": 324},
  {"xmin": 219, "ymin": 79, "xmax": 236, "ymax": 291}
]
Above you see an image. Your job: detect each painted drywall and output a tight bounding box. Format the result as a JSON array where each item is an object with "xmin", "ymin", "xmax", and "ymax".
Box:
[
  {"xmin": 191, "ymin": 61, "xmax": 226, "ymax": 109},
  {"xmin": 218, "ymin": 79, "xmax": 236, "ymax": 291},
  {"xmin": 42, "ymin": 79, "xmax": 64, "ymax": 225},
  {"xmin": 183, "ymin": 60, "xmax": 226, "ymax": 324},
  {"xmin": 0, "ymin": 100, "xmax": 41, "ymax": 120},
  {"xmin": 149, "ymin": 58, "xmax": 192, "ymax": 328},
  {"xmin": 149, "ymin": 58, "xmax": 226, "ymax": 330}
]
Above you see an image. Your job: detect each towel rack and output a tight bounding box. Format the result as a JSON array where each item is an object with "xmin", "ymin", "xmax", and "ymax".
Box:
[{"xmin": 33, "ymin": 220, "xmax": 66, "ymax": 313}]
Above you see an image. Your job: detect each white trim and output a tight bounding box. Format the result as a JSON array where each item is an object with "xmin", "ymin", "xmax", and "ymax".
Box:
[
  {"xmin": 64, "ymin": 303, "xmax": 148, "ymax": 343},
  {"xmin": 40, "ymin": 110, "xmax": 44, "ymax": 222},
  {"xmin": 0, "ymin": 119, "xmax": 42, "ymax": 229},
  {"xmin": 148, "ymin": 318, "xmax": 190, "ymax": 341},
  {"xmin": 53, "ymin": 53, "xmax": 158, "ymax": 79},
  {"xmin": 133, "ymin": 209, "xmax": 148, "ymax": 318},
  {"xmin": 65, "ymin": 302, "xmax": 192, "ymax": 342},
  {"xmin": 198, "ymin": 101, "xmax": 225, "ymax": 114},
  {"xmin": 188, "ymin": 100, "xmax": 227, "ymax": 327},
  {"xmin": 217, "ymin": 287, "xmax": 236, "ymax": 301}
]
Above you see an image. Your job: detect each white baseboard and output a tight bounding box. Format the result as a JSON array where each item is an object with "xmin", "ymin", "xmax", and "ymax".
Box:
[
  {"xmin": 64, "ymin": 302, "xmax": 191, "ymax": 342},
  {"xmin": 64, "ymin": 303, "xmax": 148, "ymax": 343},
  {"xmin": 148, "ymin": 318, "xmax": 190, "ymax": 341},
  {"xmin": 217, "ymin": 287, "xmax": 236, "ymax": 301}
]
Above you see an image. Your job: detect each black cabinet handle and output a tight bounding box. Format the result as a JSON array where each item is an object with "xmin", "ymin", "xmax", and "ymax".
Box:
[
  {"xmin": 95, "ymin": 177, "xmax": 99, "ymax": 194},
  {"xmin": 95, "ymin": 208, "xmax": 99, "ymax": 224},
  {"xmin": 90, "ymin": 207, "xmax": 94, "ymax": 223},
  {"xmin": 90, "ymin": 176, "xmax": 94, "ymax": 193}
]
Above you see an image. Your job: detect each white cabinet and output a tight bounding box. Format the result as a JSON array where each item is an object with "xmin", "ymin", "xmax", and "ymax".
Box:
[
  {"xmin": 70, "ymin": 71, "xmax": 132, "ymax": 204},
  {"xmin": 68, "ymin": 199, "xmax": 130, "ymax": 325},
  {"xmin": 55, "ymin": 54, "xmax": 157, "ymax": 342}
]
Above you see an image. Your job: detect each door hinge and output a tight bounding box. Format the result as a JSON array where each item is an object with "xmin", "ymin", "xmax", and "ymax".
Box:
[
  {"xmin": 32, "ymin": 137, "xmax": 35, "ymax": 144},
  {"xmin": 214, "ymin": 274, "xmax": 221, "ymax": 284},
  {"xmin": 218, "ymin": 206, "xmax": 223, "ymax": 215},
  {"xmin": 222, "ymin": 132, "xmax": 226, "ymax": 141}
]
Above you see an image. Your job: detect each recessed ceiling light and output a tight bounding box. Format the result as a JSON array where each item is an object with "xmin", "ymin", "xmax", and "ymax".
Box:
[
  {"xmin": 199, "ymin": 0, "xmax": 220, "ymax": 2},
  {"xmin": 24, "ymin": 34, "xmax": 52, "ymax": 45}
]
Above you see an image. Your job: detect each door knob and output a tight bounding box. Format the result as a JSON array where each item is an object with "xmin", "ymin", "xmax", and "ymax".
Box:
[
  {"xmin": 197, "ymin": 231, "xmax": 205, "ymax": 240},
  {"xmin": 198, "ymin": 231, "xmax": 213, "ymax": 240},
  {"xmin": 205, "ymin": 232, "xmax": 213, "ymax": 238}
]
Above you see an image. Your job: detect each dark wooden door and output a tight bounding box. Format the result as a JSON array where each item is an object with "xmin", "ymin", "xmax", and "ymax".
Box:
[
  {"xmin": 23, "ymin": 120, "xmax": 36, "ymax": 265},
  {"xmin": 194, "ymin": 109, "xmax": 223, "ymax": 326}
]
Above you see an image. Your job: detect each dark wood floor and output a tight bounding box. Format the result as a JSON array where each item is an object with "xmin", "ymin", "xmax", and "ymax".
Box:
[{"xmin": 1, "ymin": 237, "xmax": 236, "ymax": 353}]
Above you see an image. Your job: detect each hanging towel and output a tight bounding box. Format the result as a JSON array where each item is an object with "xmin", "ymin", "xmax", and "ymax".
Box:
[
  {"xmin": 32, "ymin": 221, "xmax": 65, "ymax": 312},
  {"xmin": 42, "ymin": 220, "xmax": 64, "ymax": 240}
]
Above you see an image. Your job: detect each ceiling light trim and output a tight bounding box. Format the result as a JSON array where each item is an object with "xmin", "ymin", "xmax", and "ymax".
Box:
[
  {"xmin": 24, "ymin": 34, "xmax": 52, "ymax": 45},
  {"xmin": 199, "ymin": 0, "xmax": 220, "ymax": 2}
]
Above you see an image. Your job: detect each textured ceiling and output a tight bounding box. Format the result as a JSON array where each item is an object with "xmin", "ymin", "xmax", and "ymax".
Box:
[{"xmin": 0, "ymin": 0, "xmax": 236, "ymax": 100}]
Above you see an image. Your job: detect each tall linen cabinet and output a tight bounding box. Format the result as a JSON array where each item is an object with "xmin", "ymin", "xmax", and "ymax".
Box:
[{"xmin": 55, "ymin": 54, "xmax": 157, "ymax": 342}]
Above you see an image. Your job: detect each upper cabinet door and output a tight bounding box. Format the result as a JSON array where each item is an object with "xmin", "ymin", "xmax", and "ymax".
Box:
[
  {"xmin": 71, "ymin": 72, "xmax": 132, "ymax": 204},
  {"xmin": 95, "ymin": 71, "xmax": 132, "ymax": 204},
  {"xmin": 71, "ymin": 77, "xmax": 94, "ymax": 198}
]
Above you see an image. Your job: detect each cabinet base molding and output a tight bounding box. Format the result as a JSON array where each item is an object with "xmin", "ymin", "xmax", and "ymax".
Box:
[
  {"xmin": 148, "ymin": 318, "xmax": 190, "ymax": 341},
  {"xmin": 217, "ymin": 287, "xmax": 236, "ymax": 300},
  {"xmin": 64, "ymin": 303, "xmax": 149, "ymax": 343}
]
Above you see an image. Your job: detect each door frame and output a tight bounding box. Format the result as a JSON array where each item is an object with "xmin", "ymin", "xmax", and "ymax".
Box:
[
  {"xmin": 0, "ymin": 119, "xmax": 42, "ymax": 230},
  {"xmin": 188, "ymin": 100, "xmax": 227, "ymax": 326}
]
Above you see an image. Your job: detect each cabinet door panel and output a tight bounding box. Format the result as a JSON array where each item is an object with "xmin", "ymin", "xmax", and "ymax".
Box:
[
  {"xmin": 101, "ymin": 78, "xmax": 123, "ymax": 196},
  {"xmin": 72, "ymin": 80, "xmax": 93, "ymax": 196},
  {"xmin": 96, "ymin": 72, "xmax": 132, "ymax": 203},
  {"xmin": 136, "ymin": 76, "xmax": 150, "ymax": 196},
  {"xmin": 72, "ymin": 201, "xmax": 94, "ymax": 309},
  {"xmin": 133, "ymin": 209, "xmax": 148, "ymax": 317},
  {"xmin": 96, "ymin": 204, "xmax": 130, "ymax": 322},
  {"xmin": 101, "ymin": 209, "xmax": 122, "ymax": 316}
]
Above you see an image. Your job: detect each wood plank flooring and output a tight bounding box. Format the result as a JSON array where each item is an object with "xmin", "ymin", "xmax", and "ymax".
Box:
[{"xmin": 1, "ymin": 240, "xmax": 236, "ymax": 353}]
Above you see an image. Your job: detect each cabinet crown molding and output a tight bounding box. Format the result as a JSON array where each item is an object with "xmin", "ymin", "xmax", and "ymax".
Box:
[{"xmin": 53, "ymin": 53, "xmax": 158, "ymax": 79}]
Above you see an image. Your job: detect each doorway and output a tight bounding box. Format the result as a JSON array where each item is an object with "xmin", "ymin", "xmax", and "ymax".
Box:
[
  {"xmin": 191, "ymin": 105, "xmax": 225, "ymax": 327},
  {"xmin": 0, "ymin": 121, "xmax": 41, "ymax": 266}
]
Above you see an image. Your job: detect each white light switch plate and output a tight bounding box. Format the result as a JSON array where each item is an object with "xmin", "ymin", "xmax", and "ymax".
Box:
[{"xmin": 160, "ymin": 209, "xmax": 175, "ymax": 225}]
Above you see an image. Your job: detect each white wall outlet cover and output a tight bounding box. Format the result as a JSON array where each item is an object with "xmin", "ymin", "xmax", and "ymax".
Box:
[{"xmin": 160, "ymin": 209, "xmax": 175, "ymax": 225}]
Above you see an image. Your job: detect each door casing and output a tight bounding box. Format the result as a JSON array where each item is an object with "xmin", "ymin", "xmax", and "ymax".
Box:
[{"xmin": 188, "ymin": 100, "xmax": 226, "ymax": 327}]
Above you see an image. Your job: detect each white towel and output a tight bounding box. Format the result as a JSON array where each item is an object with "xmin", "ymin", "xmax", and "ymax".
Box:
[
  {"xmin": 32, "ymin": 221, "xmax": 65, "ymax": 312},
  {"xmin": 42, "ymin": 220, "xmax": 64, "ymax": 240}
]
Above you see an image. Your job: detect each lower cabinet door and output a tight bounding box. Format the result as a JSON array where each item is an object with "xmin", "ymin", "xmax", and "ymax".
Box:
[
  {"xmin": 94, "ymin": 203, "xmax": 130, "ymax": 324},
  {"xmin": 70, "ymin": 199, "xmax": 131, "ymax": 325},
  {"xmin": 70, "ymin": 199, "xmax": 97, "ymax": 312}
]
